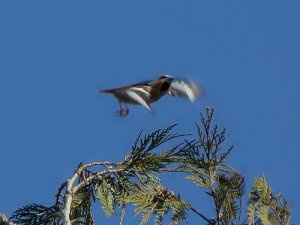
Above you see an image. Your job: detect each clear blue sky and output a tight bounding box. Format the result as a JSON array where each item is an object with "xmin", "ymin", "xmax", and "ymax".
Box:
[{"xmin": 0, "ymin": 1, "xmax": 299, "ymax": 224}]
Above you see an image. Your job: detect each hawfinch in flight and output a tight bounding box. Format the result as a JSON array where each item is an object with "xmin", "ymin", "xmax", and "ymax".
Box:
[{"xmin": 96, "ymin": 75, "xmax": 203, "ymax": 117}]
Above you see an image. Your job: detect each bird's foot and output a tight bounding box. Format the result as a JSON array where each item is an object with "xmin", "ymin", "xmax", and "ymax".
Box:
[
  {"xmin": 116, "ymin": 109, "xmax": 129, "ymax": 118},
  {"xmin": 124, "ymin": 108, "xmax": 129, "ymax": 116},
  {"xmin": 116, "ymin": 110, "xmax": 123, "ymax": 117}
]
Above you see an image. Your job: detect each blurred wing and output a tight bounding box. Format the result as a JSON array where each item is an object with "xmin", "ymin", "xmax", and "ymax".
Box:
[
  {"xmin": 169, "ymin": 79, "xmax": 203, "ymax": 102},
  {"xmin": 131, "ymin": 80, "xmax": 153, "ymax": 87},
  {"xmin": 96, "ymin": 79, "xmax": 153, "ymax": 94},
  {"xmin": 125, "ymin": 88, "xmax": 153, "ymax": 113}
]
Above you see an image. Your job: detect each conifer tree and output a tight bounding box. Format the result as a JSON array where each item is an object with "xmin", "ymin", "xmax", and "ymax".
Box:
[{"xmin": 1, "ymin": 108, "xmax": 291, "ymax": 225}]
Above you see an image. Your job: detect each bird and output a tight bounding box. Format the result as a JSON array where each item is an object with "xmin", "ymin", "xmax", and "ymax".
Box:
[{"xmin": 96, "ymin": 74, "xmax": 203, "ymax": 117}]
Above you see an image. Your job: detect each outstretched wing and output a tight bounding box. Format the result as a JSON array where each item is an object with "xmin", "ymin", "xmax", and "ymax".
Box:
[
  {"xmin": 169, "ymin": 79, "xmax": 203, "ymax": 102},
  {"xmin": 95, "ymin": 79, "xmax": 152, "ymax": 94}
]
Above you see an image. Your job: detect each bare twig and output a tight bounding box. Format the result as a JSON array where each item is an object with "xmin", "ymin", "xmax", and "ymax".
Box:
[{"xmin": 190, "ymin": 206, "xmax": 215, "ymax": 225}]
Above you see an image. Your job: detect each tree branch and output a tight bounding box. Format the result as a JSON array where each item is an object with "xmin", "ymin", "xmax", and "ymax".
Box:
[
  {"xmin": 60, "ymin": 161, "xmax": 123, "ymax": 224},
  {"xmin": 0, "ymin": 212, "xmax": 17, "ymax": 225},
  {"xmin": 189, "ymin": 206, "xmax": 215, "ymax": 225},
  {"xmin": 72, "ymin": 168, "xmax": 126, "ymax": 194}
]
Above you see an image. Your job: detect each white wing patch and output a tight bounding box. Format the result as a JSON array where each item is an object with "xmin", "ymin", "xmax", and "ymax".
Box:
[
  {"xmin": 125, "ymin": 89, "xmax": 153, "ymax": 113},
  {"xmin": 170, "ymin": 80, "xmax": 202, "ymax": 102},
  {"xmin": 130, "ymin": 87, "xmax": 151, "ymax": 96}
]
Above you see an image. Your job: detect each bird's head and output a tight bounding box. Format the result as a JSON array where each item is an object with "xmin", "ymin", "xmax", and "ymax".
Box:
[{"xmin": 159, "ymin": 74, "xmax": 174, "ymax": 83}]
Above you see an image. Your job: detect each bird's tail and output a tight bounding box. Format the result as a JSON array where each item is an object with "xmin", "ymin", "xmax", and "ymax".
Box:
[{"xmin": 95, "ymin": 88, "xmax": 114, "ymax": 94}]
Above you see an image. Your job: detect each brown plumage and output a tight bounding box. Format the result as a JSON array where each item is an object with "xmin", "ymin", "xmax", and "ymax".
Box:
[{"xmin": 96, "ymin": 75, "xmax": 202, "ymax": 117}]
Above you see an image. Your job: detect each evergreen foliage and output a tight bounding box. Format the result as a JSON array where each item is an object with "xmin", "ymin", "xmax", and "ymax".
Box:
[
  {"xmin": 247, "ymin": 177, "xmax": 291, "ymax": 225},
  {"xmin": 5, "ymin": 108, "xmax": 291, "ymax": 225}
]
